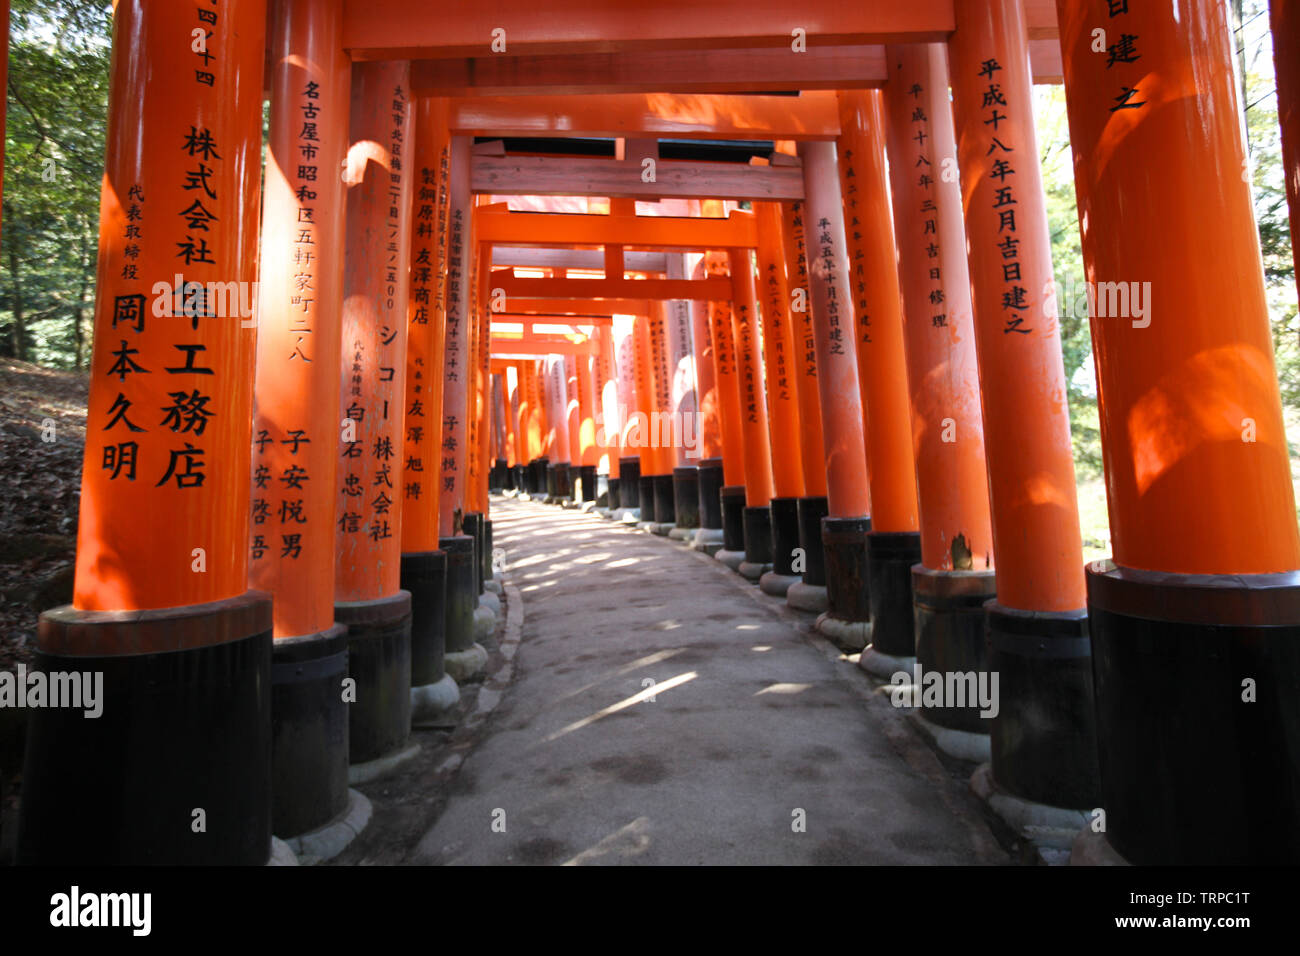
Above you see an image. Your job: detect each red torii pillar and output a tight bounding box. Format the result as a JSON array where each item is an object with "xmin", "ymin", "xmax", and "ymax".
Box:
[
  {"xmin": 755, "ymin": 201, "xmax": 806, "ymax": 596},
  {"xmin": 400, "ymin": 95, "xmax": 460, "ymax": 725},
  {"xmin": 950, "ymin": 0, "xmax": 1094, "ymax": 813},
  {"xmin": 686, "ymin": 251, "xmax": 725, "ymax": 550},
  {"xmin": 835, "ymin": 91, "xmax": 924, "ymax": 676},
  {"xmin": 728, "ymin": 247, "xmax": 777, "ymax": 579},
  {"xmin": 592, "ymin": 325, "xmax": 620, "ymax": 505},
  {"xmin": 1059, "ymin": 0, "xmax": 1300, "ymax": 864},
  {"xmin": 884, "ymin": 42, "xmax": 997, "ymax": 751},
  {"xmin": 1273, "ymin": 0, "xmax": 1300, "ymax": 302},
  {"xmin": 438, "ymin": 136, "xmax": 486, "ymax": 682},
  {"xmin": 20, "ymin": 0, "xmax": 270, "ymax": 866},
  {"xmin": 612, "ymin": 314, "xmax": 643, "ymax": 517},
  {"xmin": 666, "ymin": 256, "xmax": 701, "ymax": 538},
  {"xmin": 250, "ymin": 0, "xmax": 351, "ymax": 840},
  {"xmin": 705, "ymin": 252, "xmax": 750, "ymax": 566},
  {"xmin": 576, "ymin": 348, "xmax": 600, "ymax": 503},
  {"xmin": 796, "ymin": 141, "xmax": 875, "ymax": 651},
  {"xmin": 780, "ymin": 199, "xmax": 833, "ymax": 612},
  {"xmin": 335, "ymin": 60, "xmax": 415, "ymax": 772}
]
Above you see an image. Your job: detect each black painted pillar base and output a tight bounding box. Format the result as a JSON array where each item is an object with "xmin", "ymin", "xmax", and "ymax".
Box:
[
  {"xmin": 987, "ymin": 601, "xmax": 1097, "ymax": 810},
  {"xmin": 697, "ymin": 458, "xmax": 723, "ymax": 530},
  {"xmin": 653, "ymin": 474, "xmax": 676, "ymax": 527},
  {"xmin": 482, "ymin": 520, "xmax": 494, "ymax": 584},
  {"xmin": 766, "ymin": 497, "xmax": 801, "ymax": 575},
  {"xmin": 912, "ymin": 565, "xmax": 997, "ymax": 735},
  {"xmin": 639, "ymin": 475, "xmax": 657, "ymax": 523},
  {"xmin": 335, "ymin": 591, "xmax": 412, "ymax": 766},
  {"xmin": 401, "ymin": 550, "xmax": 448, "ymax": 689},
  {"xmin": 822, "ymin": 516, "xmax": 871, "ymax": 622},
  {"xmin": 578, "ymin": 464, "xmax": 598, "ymax": 503},
  {"xmin": 1087, "ymin": 562, "xmax": 1300, "ymax": 864},
  {"xmin": 271, "ymin": 623, "xmax": 350, "ymax": 839},
  {"xmin": 864, "ymin": 531, "xmax": 921, "ymax": 659},
  {"xmin": 673, "ymin": 466, "xmax": 701, "ymax": 530},
  {"xmin": 18, "ymin": 592, "xmax": 273, "ymax": 865},
  {"xmin": 619, "ymin": 457, "xmax": 641, "ymax": 510},
  {"xmin": 608, "ymin": 477, "xmax": 621, "ymax": 510},
  {"xmin": 441, "ymin": 535, "xmax": 476, "ymax": 655},
  {"xmin": 512, "ymin": 464, "xmax": 525, "ymax": 492},
  {"xmin": 721, "ymin": 485, "xmax": 746, "ymax": 552},
  {"xmin": 462, "ymin": 513, "xmax": 484, "ymax": 600},
  {"xmin": 545, "ymin": 462, "xmax": 558, "ymax": 499},
  {"xmin": 739, "ymin": 504, "xmax": 774, "ymax": 580},
  {"xmin": 796, "ymin": 496, "xmax": 829, "ymax": 587},
  {"xmin": 493, "ymin": 458, "xmax": 509, "ymax": 491},
  {"xmin": 556, "ymin": 463, "xmax": 573, "ymax": 502}
]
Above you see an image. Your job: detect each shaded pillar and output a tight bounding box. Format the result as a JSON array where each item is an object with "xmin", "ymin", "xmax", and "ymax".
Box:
[
  {"xmin": 755, "ymin": 202, "xmax": 806, "ymax": 596},
  {"xmin": 780, "ymin": 201, "xmax": 831, "ymax": 612},
  {"xmin": 950, "ymin": 0, "xmax": 1094, "ymax": 809},
  {"xmin": 252, "ymin": 0, "xmax": 351, "ymax": 840},
  {"xmin": 884, "ymin": 43, "xmax": 997, "ymax": 750},
  {"xmin": 1058, "ymin": 0, "xmax": 1300, "ymax": 863},
  {"xmin": 706, "ymin": 250, "xmax": 748, "ymax": 568},
  {"xmin": 835, "ymin": 91, "xmax": 924, "ymax": 677},
  {"xmin": 796, "ymin": 142, "xmax": 874, "ymax": 651},
  {"xmin": 19, "ymin": 0, "xmax": 271, "ymax": 865},
  {"xmin": 437, "ymin": 136, "xmax": 485, "ymax": 681}
]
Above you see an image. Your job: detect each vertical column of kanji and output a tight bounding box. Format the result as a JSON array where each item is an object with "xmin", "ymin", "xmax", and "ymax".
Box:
[
  {"xmin": 334, "ymin": 61, "xmax": 414, "ymax": 770},
  {"xmin": 1273, "ymin": 0, "xmax": 1300, "ymax": 298},
  {"xmin": 834, "ymin": 90, "xmax": 924, "ymax": 674},
  {"xmin": 949, "ymin": 1, "xmax": 1094, "ymax": 815},
  {"xmin": 883, "ymin": 43, "xmax": 997, "ymax": 748},
  {"xmin": 780, "ymin": 200, "xmax": 831, "ymax": 612},
  {"xmin": 399, "ymin": 95, "xmax": 459, "ymax": 724},
  {"xmin": 795, "ymin": 142, "xmax": 874, "ymax": 653},
  {"xmin": 665, "ymin": 255, "xmax": 701, "ymax": 536},
  {"xmin": 250, "ymin": 0, "xmax": 351, "ymax": 843},
  {"xmin": 472, "ymin": 260, "xmax": 498, "ymax": 618},
  {"xmin": 645, "ymin": 303, "xmax": 677, "ymax": 531},
  {"xmin": 21, "ymin": 0, "xmax": 271, "ymax": 866},
  {"xmin": 1058, "ymin": 0, "xmax": 1300, "ymax": 864},
  {"xmin": 754, "ymin": 203, "xmax": 805, "ymax": 596},
  {"xmin": 437, "ymin": 136, "xmax": 485, "ymax": 681},
  {"xmin": 612, "ymin": 315, "xmax": 641, "ymax": 516},
  {"xmin": 576, "ymin": 347, "xmax": 599, "ymax": 504},
  {"xmin": 726, "ymin": 248, "xmax": 776, "ymax": 579},
  {"xmin": 706, "ymin": 253, "xmax": 748, "ymax": 563}
]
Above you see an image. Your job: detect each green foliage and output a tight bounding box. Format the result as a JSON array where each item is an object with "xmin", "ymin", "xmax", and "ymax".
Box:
[{"xmin": 1, "ymin": 0, "xmax": 111, "ymax": 368}]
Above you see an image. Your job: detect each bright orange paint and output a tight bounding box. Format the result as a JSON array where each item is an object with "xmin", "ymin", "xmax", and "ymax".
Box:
[
  {"xmin": 632, "ymin": 315, "xmax": 658, "ymax": 476},
  {"xmin": 335, "ymin": 60, "xmax": 414, "ymax": 602},
  {"xmin": 250, "ymin": 0, "xmax": 349, "ymax": 638},
  {"xmin": 401, "ymin": 96, "xmax": 451, "ymax": 554},
  {"xmin": 779, "ymin": 201, "xmax": 829, "ymax": 498},
  {"xmin": 577, "ymin": 351, "xmax": 598, "ymax": 466},
  {"xmin": 1057, "ymin": 0, "xmax": 1300, "ymax": 574},
  {"xmin": 727, "ymin": 249, "xmax": 776, "ymax": 508},
  {"xmin": 883, "ymin": 43, "xmax": 994, "ymax": 572},
  {"xmin": 796, "ymin": 142, "xmax": 871, "ymax": 520},
  {"xmin": 835, "ymin": 90, "xmax": 919, "ymax": 536},
  {"xmin": 754, "ymin": 203, "xmax": 805, "ymax": 499},
  {"xmin": 950, "ymin": 0, "xmax": 1084, "ymax": 610},
  {"xmin": 1274, "ymin": 0, "xmax": 1300, "ymax": 302},
  {"xmin": 73, "ymin": 0, "xmax": 266, "ymax": 613}
]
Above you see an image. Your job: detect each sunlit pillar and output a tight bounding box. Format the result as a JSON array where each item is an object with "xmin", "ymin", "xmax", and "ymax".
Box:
[
  {"xmin": 1058, "ymin": 0, "xmax": 1300, "ymax": 864},
  {"xmin": 248, "ymin": 0, "xmax": 352, "ymax": 840},
  {"xmin": 576, "ymin": 348, "xmax": 599, "ymax": 503},
  {"xmin": 796, "ymin": 140, "xmax": 875, "ymax": 651},
  {"xmin": 834, "ymin": 91, "xmax": 924, "ymax": 677},
  {"xmin": 950, "ymin": 0, "xmax": 1094, "ymax": 812},
  {"xmin": 884, "ymin": 43, "xmax": 997, "ymax": 751},
  {"xmin": 754, "ymin": 202, "xmax": 806, "ymax": 596},
  {"xmin": 399, "ymin": 95, "xmax": 459, "ymax": 724},
  {"xmin": 780, "ymin": 200, "xmax": 831, "ymax": 612},
  {"xmin": 20, "ymin": 0, "xmax": 270, "ymax": 865}
]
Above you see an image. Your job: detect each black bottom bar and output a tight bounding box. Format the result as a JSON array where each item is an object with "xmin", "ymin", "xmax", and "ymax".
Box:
[
  {"xmin": 823, "ymin": 516, "xmax": 871, "ymax": 622},
  {"xmin": 673, "ymin": 466, "xmax": 701, "ymax": 529},
  {"xmin": 336, "ymin": 591, "xmax": 412, "ymax": 766},
  {"xmin": 697, "ymin": 457, "xmax": 723, "ymax": 529},
  {"xmin": 721, "ymin": 485, "xmax": 746, "ymax": 552},
  {"xmin": 866, "ymin": 531, "xmax": 920, "ymax": 657},
  {"xmin": 912, "ymin": 565, "xmax": 996, "ymax": 734}
]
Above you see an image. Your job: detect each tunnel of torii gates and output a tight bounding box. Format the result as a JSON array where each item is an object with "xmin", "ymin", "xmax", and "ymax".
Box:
[{"xmin": 2, "ymin": 0, "xmax": 1299, "ymax": 867}]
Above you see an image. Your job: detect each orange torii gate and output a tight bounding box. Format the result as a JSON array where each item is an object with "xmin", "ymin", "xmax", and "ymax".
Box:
[{"xmin": 15, "ymin": 0, "xmax": 1300, "ymax": 870}]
